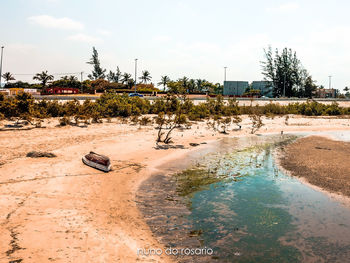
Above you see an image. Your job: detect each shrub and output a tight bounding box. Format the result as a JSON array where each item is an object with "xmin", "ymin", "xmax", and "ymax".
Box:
[
  {"xmin": 139, "ymin": 116, "xmax": 152, "ymax": 126},
  {"xmin": 59, "ymin": 116, "xmax": 71, "ymax": 126}
]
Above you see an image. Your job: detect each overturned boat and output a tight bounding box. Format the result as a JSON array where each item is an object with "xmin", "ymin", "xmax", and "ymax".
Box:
[{"xmin": 82, "ymin": 152, "xmax": 111, "ymax": 172}]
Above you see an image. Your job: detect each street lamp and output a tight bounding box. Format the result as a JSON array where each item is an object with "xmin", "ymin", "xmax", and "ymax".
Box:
[
  {"xmin": 0, "ymin": 46, "xmax": 4, "ymax": 88},
  {"xmin": 134, "ymin": 58, "xmax": 138, "ymax": 93},
  {"xmin": 283, "ymin": 73, "xmax": 286, "ymax": 97},
  {"xmin": 224, "ymin": 66, "xmax": 227, "ymax": 83}
]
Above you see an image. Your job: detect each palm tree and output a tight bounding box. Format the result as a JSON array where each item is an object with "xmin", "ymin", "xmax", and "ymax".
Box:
[
  {"xmin": 121, "ymin": 73, "xmax": 132, "ymax": 84},
  {"xmin": 69, "ymin": 75, "xmax": 77, "ymax": 82},
  {"xmin": 33, "ymin": 71, "xmax": 54, "ymax": 88},
  {"xmin": 178, "ymin": 76, "xmax": 189, "ymax": 91},
  {"xmin": 188, "ymin": 79, "xmax": 196, "ymax": 93},
  {"xmin": 157, "ymin": 75, "xmax": 171, "ymax": 90},
  {"xmin": 127, "ymin": 78, "xmax": 135, "ymax": 89},
  {"xmin": 2, "ymin": 72, "xmax": 15, "ymax": 82},
  {"xmin": 196, "ymin": 79, "xmax": 204, "ymax": 93},
  {"xmin": 139, "ymin": 70, "xmax": 152, "ymax": 84},
  {"xmin": 61, "ymin": 75, "xmax": 77, "ymax": 81}
]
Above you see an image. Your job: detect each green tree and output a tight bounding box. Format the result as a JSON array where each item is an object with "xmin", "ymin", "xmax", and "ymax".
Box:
[
  {"xmin": 107, "ymin": 71, "xmax": 116, "ymax": 82},
  {"xmin": 127, "ymin": 78, "xmax": 135, "ymax": 89},
  {"xmin": 344, "ymin": 87, "xmax": 350, "ymax": 98},
  {"xmin": 87, "ymin": 47, "xmax": 106, "ymax": 80},
  {"xmin": 33, "ymin": 71, "xmax": 54, "ymax": 88},
  {"xmin": 304, "ymin": 76, "xmax": 317, "ymax": 98},
  {"xmin": 2, "ymin": 72, "xmax": 15, "ymax": 82},
  {"xmin": 178, "ymin": 76, "xmax": 189, "ymax": 92},
  {"xmin": 158, "ymin": 75, "xmax": 171, "ymax": 90},
  {"xmin": 121, "ymin": 73, "xmax": 132, "ymax": 84},
  {"xmin": 188, "ymin": 79, "xmax": 196, "ymax": 93},
  {"xmin": 167, "ymin": 81, "xmax": 187, "ymax": 97},
  {"xmin": 261, "ymin": 46, "xmax": 306, "ymax": 97},
  {"xmin": 52, "ymin": 75, "xmax": 81, "ymax": 90},
  {"xmin": 196, "ymin": 79, "xmax": 205, "ymax": 93},
  {"xmin": 107, "ymin": 67, "xmax": 122, "ymax": 83},
  {"xmin": 139, "ymin": 70, "xmax": 152, "ymax": 84},
  {"xmin": 115, "ymin": 67, "xmax": 122, "ymax": 83}
]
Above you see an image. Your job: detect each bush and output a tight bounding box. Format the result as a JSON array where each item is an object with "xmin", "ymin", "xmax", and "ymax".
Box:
[
  {"xmin": 1, "ymin": 91, "xmax": 350, "ymax": 121},
  {"xmin": 59, "ymin": 116, "xmax": 71, "ymax": 126}
]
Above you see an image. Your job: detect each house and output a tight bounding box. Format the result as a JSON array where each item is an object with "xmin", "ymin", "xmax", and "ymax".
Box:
[
  {"xmin": 41, "ymin": 87, "xmax": 80, "ymax": 95},
  {"xmin": 314, "ymin": 88, "xmax": 337, "ymax": 98}
]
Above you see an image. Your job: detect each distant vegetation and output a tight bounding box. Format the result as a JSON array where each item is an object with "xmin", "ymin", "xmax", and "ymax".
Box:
[
  {"xmin": 3, "ymin": 47, "xmax": 223, "ymax": 95},
  {"xmin": 261, "ymin": 46, "xmax": 318, "ymax": 98},
  {"xmin": 2, "ymin": 46, "xmax": 349, "ymax": 98},
  {"xmin": 0, "ymin": 92, "xmax": 349, "ymax": 122}
]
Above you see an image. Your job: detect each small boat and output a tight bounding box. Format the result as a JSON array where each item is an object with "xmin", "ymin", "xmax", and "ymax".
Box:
[{"xmin": 82, "ymin": 152, "xmax": 111, "ymax": 172}]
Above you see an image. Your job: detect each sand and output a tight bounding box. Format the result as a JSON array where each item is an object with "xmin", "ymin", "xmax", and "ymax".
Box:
[
  {"xmin": 0, "ymin": 115, "xmax": 350, "ymax": 262},
  {"xmin": 279, "ymin": 136, "xmax": 350, "ymax": 198}
]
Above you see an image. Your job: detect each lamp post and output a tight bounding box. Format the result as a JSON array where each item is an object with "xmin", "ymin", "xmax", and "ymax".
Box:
[
  {"xmin": 0, "ymin": 46, "xmax": 4, "ymax": 88},
  {"xmin": 283, "ymin": 73, "xmax": 286, "ymax": 97},
  {"xmin": 224, "ymin": 66, "xmax": 227, "ymax": 83},
  {"xmin": 134, "ymin": 58, "xmax": 138, "ymax": 93}
]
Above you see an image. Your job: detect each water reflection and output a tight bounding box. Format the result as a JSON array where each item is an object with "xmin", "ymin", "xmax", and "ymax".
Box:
[{"xmin": 178, "ymin": 135, "xmax": 350, "ymax": 262}]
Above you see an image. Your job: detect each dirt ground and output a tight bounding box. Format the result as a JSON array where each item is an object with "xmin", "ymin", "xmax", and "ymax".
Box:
[
  {"xmin": 0, "ymin": 115, "xmax": 350, "ymax": 262},
  {"xmin": 279, "ymin": 136, "xmax": 350, "ymax": 197}
]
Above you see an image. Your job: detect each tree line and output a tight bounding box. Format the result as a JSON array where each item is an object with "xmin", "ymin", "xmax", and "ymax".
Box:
[
  {"xmin": 2, "ymin": 47, "xmax": 223, "ymax": 95},
  {"xmin": 2, "ymin": 46, "xmax": 347, "ymax": 98}
]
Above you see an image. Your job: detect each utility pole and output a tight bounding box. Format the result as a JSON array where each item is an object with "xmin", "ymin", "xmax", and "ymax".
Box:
[
  {"xmin": 0, "ymin": 46, "xmax": 4, "ymax": 88},
  {"xmin": 283, "ymin": 73, "xmax": 286, "ymax": 97},
  {"xmin": 134, "ymin": 58, "xmax": 138, "ymax": 93},
  {"xmin": 328, "ymin": 75, "xmax": 332, "ymax": 90},
  {"xmin": 224, "ymin": 66, "xmax": 227, "ymax": 83},
  {"xmin": 80, "ymin": 71, "xmax": 84, "ymax": 82}
]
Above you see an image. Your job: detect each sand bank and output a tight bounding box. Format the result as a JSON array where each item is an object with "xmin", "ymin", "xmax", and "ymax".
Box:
[{"xmin": 278, "ymin": 136, "xmax": 350, "ymax": 201}]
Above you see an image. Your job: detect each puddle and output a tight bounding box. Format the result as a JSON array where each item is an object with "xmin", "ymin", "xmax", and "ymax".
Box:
[{"xmin": 138, "ymin": 134, "xmax": 350, "ymax": 262}]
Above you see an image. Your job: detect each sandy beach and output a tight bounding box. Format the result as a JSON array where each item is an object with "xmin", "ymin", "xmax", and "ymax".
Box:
[
  {"xmin": 1, "ymin": 115, "xmax": 350, "ymax": 262},
  {"xmin": 279, "ymin": 135, "xmax": 350, "ymax": 198}
]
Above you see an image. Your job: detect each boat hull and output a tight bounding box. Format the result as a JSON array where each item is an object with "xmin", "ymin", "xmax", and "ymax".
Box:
[{"xmin": 82, "ymin": 156, "xmax": 111, "ymax": 172}]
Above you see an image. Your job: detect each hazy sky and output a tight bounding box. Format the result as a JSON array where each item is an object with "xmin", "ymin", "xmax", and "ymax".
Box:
[{"xmin": 1, "ymin": 0, "xmax": 350, "ymax": 90}]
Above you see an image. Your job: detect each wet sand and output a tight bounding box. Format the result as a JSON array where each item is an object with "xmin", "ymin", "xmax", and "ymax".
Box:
[
  {"xmin": 279, "ymin": 136, "xmax": 350, "ymax": 198},
  {"xmin": 0, "ymin": 115, "xmax": 350, "ymax": 262}
]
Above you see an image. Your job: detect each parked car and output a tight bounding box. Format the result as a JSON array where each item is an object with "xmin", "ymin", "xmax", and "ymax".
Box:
[{"xmin": 128, "ymin": 93, "xmax": 144, "ymax": 97}]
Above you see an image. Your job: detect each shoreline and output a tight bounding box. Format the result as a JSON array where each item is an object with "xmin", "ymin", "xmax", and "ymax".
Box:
[{"xmin": 274, "ymin": 135, "xmax": 350, "ymax": 208}]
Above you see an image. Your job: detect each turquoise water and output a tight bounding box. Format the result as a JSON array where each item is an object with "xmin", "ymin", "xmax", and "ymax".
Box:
[{"xmin": 182, "ymin": 136, "xmax": 350, "ymax": 262}]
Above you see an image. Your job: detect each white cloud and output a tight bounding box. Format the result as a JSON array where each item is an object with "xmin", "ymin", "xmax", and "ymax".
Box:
[
  {"xmin": 98, "ymin": 30, "xmax": 112, "ymax": 36},
  {"xmin": 67, "ymin": 33, "xmax": 102, "ymax": 44},
  {"xmin": 266, "ymin": 2, "xmax": 299, "ymax": 13},
  {"xmin": 7, "ymin": 43, "xmax": 37, "ymax": 53},
  {"xmin": 28, "ymin": 15, "xmax": 84, "ymax": 30},
  {"xmin": 153, "ymin": 35, "xmax": 172, "ymax": 42}
]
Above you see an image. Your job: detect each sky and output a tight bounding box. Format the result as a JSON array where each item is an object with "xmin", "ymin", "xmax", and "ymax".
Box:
[{"xmin": 1, "ymin": 0, "xmax": 350, "ymax": 90}]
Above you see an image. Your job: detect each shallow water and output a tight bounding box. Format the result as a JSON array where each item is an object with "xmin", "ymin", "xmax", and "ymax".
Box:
[{"xmin": 179, "ymin": 135, "xmax": 350, "ymax": 262}]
